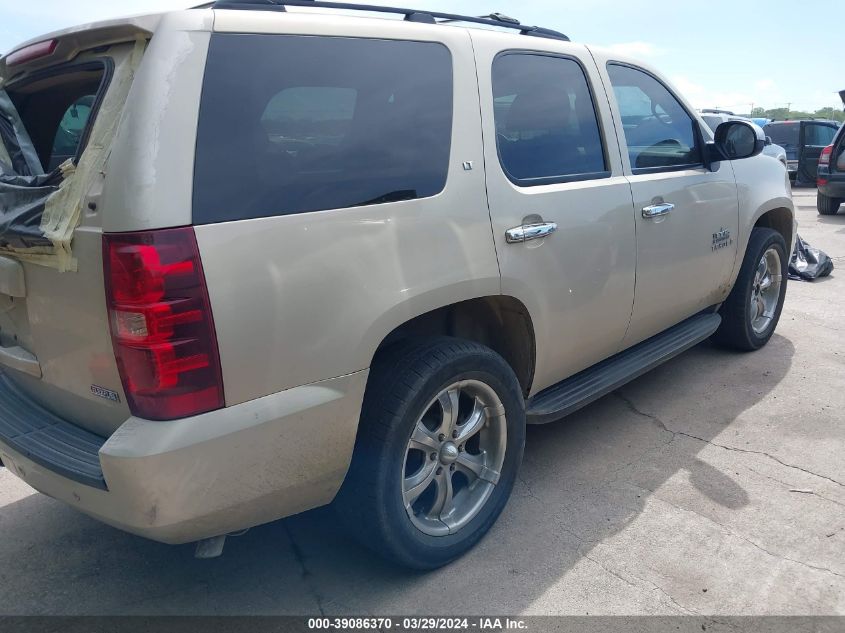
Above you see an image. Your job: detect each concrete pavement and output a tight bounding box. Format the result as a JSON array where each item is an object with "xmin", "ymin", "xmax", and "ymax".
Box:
[{"xmin": 0, "ymin": 187, "xmax": 843, "ymax": 616}]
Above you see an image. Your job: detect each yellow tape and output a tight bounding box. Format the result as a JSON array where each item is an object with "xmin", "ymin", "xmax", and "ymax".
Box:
[{"xmin": 0, "ymin": 37, "xmax": 147, "ymax": 272}]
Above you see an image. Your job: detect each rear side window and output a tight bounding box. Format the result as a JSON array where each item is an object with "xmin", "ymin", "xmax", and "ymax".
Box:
[
  {"xmin": 607, "ymin": 63, "xmax": 702, "ymax": 172},
  {"xmin": 492, "ymin": 53, "xmax": 607, "ymax": 185},
  {"xmin": 193, "ymin": 35, "xmax": 453, "ymax": 224},
  {"xmin": 764, "ymin": 123, "xmax": 799, "ymax": 150}
]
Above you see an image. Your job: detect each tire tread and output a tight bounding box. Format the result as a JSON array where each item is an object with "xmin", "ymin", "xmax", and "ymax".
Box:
[
  {"xmin": 713, "ymin": 227, "xmax": 787, "ymax": 351},
  {"xmin": 335, "ymin": 336, "xmax": 523, "ymax": 569}
]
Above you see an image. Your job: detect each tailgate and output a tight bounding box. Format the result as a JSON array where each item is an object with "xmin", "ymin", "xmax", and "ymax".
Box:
[{"xmin": 0, "ymin": 38, "xmax": 147, "ymax": 436}]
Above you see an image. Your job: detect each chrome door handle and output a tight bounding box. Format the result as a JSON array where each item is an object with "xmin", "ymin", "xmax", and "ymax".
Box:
[
  {"xmin": 642, "ymin": 203, "xmax": 674, "ymax": 219},
  {"xmin": 505, "ymin": 222, "xmax": 558, "ymax": 244}
]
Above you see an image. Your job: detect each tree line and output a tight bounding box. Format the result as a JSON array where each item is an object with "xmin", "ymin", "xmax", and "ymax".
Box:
[{"xmin": 749, "ymin": 106, "xmax": 844, "ymax": 123}]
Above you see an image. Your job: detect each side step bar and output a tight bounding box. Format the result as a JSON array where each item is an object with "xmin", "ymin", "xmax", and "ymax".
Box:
[{"xmin": 526, "ymin": 313, "xmax": 721, "ymax": 425}]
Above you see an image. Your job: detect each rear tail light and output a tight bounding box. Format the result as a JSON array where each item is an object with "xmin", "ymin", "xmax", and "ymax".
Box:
[
  {"xmin": 5, "ymin": 39, "xmax": 57, "ymax": 67},
  {"xmin": 103, "ymin": 227, "xmax": 224, "ymax": 421},
  {"xmin": 819, "ymin": 145, "xmax": 833, "ymax": 166}
]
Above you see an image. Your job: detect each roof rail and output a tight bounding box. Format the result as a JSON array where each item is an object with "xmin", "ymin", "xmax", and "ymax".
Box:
[{"xmin": 209, "ymin": 0, "xmax": 571, "ymax": 42}]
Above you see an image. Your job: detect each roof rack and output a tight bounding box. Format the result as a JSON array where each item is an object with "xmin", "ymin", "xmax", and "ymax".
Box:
[{"xmin": 209, "ymin": 0, "xmax": 571, "ymax": 42}]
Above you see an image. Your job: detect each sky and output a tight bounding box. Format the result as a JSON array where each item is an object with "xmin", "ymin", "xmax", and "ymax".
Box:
[{"xmin": 0, "ymin": 0, "xmax": 841, "ymax": 114}]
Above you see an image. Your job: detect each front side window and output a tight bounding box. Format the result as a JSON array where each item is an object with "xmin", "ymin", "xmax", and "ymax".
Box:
[
  {"xmin": 492, "ymin": 53, "xmax": 607, "ymax": 185},
  {"xmin": 193, "ymin": 35, "xmax": 453, "ymax": 223},
  {"xmin": 607, "ymin": 63, "xmax": 701, "ymax": 172},
  {"xmin": 51, "ymin": 95, "xmax": 94, "ymax": 168}
]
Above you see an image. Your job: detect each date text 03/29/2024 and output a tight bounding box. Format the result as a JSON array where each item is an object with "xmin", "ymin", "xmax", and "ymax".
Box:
[{"xmin": 307, "ymin": 617, "xmax": 529, "ymax": 631}]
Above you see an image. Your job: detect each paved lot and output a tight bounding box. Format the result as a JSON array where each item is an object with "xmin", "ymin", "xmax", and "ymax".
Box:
[{"xmin": 1, "ymin": 188, "xmax": 843, "ymax": 616}]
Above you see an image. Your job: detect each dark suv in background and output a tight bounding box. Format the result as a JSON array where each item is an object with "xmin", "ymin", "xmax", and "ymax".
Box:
[
  {"xmin": 817, "ymin": 122, "xmax": 845, "ymax": 215},
  {"xmin": 764, "ymin": 119, "xmax": 839, "ymax": 184}
]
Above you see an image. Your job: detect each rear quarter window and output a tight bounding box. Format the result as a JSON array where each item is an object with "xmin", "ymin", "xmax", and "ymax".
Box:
[
  {"xmin": 764, "ymin": 123, "xmax": 799, "ymax": 149},
  {"xmin": 193, "ymin": 34, "xmax": 454, "ymax": 224}
]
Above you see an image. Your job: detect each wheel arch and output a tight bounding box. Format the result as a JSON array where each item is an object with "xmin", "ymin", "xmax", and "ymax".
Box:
[
  {"xmin": 753, "ymin": 206, "xmax": 794, "ymax": 253},
  {"xmin": 729, "ymin": 197, "xmax": 795, "ymax": 292},
  {"xmin": 372, "ymin": 296, "xmax": 536, "ymax": 398}
]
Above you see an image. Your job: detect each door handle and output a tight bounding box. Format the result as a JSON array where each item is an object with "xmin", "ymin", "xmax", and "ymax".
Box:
[
  {"xmin": 642, "ymin": 203, "xmax": 674, "ymax": 219},
  {"xmin": 505, "ymin": 222, "xmax": 558, "ymax": 244}
]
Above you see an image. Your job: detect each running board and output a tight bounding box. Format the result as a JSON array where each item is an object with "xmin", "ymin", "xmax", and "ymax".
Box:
[{"xmin": 526, "ymin": 313, "xmax": 721, "ymax": 425}]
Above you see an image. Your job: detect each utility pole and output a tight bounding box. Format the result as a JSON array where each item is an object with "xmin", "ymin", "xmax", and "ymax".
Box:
[{"xmin": 786, "ymin": 102, "xmax": 791, "ymax": 119}]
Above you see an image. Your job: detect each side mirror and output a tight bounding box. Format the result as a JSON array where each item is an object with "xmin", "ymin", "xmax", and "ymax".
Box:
[{"xmin": 713, "ymin": 120, "xmax": 766, "ymax": 160}]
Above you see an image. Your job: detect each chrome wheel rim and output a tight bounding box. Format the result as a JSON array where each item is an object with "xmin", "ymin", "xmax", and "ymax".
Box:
[
  {"xmin": 750, "ymin": 247, "xmax": 782, "ymax": 335},
  {"xmin": 402, "ymin": 380, "xmax": 507, "ymax": 537}
]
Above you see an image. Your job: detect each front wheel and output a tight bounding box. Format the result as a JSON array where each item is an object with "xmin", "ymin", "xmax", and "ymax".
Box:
[
  {"xmin": 713, "ymin": 227, "xmax": 788, "ymax": 351},
  {"xmin": 818, "ymin": 193, "xmax": 843, "ymax": 216},
  {"xmin": 335, "ymin": 337, "xmax": 525, "ymax": 569}
]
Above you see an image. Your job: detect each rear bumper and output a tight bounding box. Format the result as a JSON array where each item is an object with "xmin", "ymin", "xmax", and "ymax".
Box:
[
  {"xmin": 0, "ymin": 369, "xmax": 367, "ymax": 544},
  {"xmin": 818, "ymin": 173, "xmax": 845, "ymax": 198}
]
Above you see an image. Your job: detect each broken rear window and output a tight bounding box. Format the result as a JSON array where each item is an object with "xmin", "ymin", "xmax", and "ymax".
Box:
[{"xmin": 5, "ymin": 61, "xmax": 109, "ymax": 172}]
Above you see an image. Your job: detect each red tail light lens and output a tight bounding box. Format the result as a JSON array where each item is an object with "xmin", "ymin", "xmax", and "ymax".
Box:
[
  {"xmin": 103, "ymin": 227, "xmax": 224, "ymax": 421},
  {"xmin": 819, "ymin": 145, "xmax": 833, "ymax": 166}
]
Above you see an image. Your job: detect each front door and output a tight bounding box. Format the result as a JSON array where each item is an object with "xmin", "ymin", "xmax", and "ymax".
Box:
[
  {"xmin": 471, "ymin": 33, "xmax": 637, "ymax": 393},
  {"xmin": 599, "ymin": 60, "xmax": 740, "ymax": 347}
]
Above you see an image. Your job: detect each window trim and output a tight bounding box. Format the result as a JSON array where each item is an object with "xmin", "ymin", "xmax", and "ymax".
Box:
[
  {"xmin": 5, "ymin": 58, "xmax": 114, "ymax": 170},
  {"xmin": 606, "ymin": 61, "xmax": 706, "ymax": 175},
  {"xmin": 492, "ymin": 50, "xmax": 611, "ymax": 188}
]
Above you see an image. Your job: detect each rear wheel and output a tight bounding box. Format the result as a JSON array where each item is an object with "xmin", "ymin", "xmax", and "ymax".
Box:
[
  {"xmin": 336, "ymin": 337, "xmax": 525, "ymax": 569},
  {"xmin": 818, "ymin": 193, "xmax": 843, "ymax": 216},
  {"xmin": 714, "ymin": 228, "xmax": 788, "ymax": 351}
]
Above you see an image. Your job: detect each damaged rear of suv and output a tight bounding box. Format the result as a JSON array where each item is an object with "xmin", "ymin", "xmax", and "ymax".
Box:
[{"xmin": 0, "ymin": 10, "xmax": 370, "ymax": 544}]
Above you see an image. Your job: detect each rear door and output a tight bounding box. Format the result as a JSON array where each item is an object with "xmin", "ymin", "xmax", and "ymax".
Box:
[
  {"xmin": 471, "ymin": 31, "xmax": 636, "ymax": 393},
  {"xmin": 598, "ymin": 59, "xmax": 739, "ymax": 347},
  {"xmin": 798, "ymin": 121, "xmax": 839, "ymax": 183}
]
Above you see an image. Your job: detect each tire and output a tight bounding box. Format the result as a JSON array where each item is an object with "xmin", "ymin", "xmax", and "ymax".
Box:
[
  {"xmin": 335, "ymin": 337, "xmax": 525, "ymax": 569},
  {"xmin": 713, "ymin": 227, "xmax": 788, "ymax": 351},
  {"xmin": 817, "ymin": 193, "xmax": 843, "ymax": 216}
]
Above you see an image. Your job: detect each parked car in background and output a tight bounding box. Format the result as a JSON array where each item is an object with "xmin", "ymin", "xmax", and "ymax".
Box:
[
  {"xmin": 763, "ymin": 119, "xmax": 839, "ymax": 184},
  {"xmin": 817, "ymin": 122, "xmax": 845, "ymax": 215},
  {"xmin": 701, "ymin": 113, "xmax": 787, "ymax": 168}
]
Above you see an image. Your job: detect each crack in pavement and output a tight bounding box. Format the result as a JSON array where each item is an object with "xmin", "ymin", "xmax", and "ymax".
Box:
[
  {"xmin": 283, "ymin": 522, "xmax": 326, "ymax": 616},
  {"xmin": 743, "ymin": 465, "xmax": 845, "ymax": 510},
  {"xmin": 518, "ymin": 473, "xmax": 542, "ymax": 504},
  {"xmin": 614, "ymin": 392, "xmax": 845, "ymax": 488},
  {"xmin": 581, "ymin": 550, "xmax": 697, "ymax": 615},
  {"xmin": 628, "ymin": 480, "xmax": 845, "ymax": 581}
]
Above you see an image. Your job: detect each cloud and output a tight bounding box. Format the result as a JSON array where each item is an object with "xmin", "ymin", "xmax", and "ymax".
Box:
[
  {"xmin": 671, "ymin": 75, "xmax": 759, "ymax": 112},
  {"xmin": 603, "ymin": 41, "xmax": 664, "ymax": 58},
  {"xmin": 754, "ymin": 79, "xmax": 776, "ymax": 91}
]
